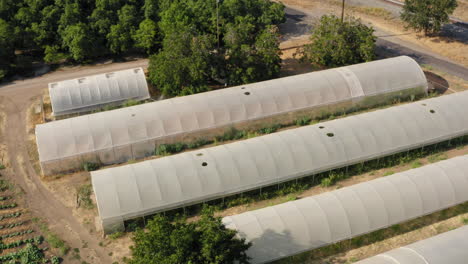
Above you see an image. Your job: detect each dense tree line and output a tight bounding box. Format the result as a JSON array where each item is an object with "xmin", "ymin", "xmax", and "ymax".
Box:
[{"xmin": 0, "ymin": 0, "xmax": 285, "ymax": 96}]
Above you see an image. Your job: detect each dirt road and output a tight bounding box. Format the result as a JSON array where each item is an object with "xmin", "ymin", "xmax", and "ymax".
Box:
[{"xmin": 0, "ymin": 59, "xmax": 147, "ymax": 263}]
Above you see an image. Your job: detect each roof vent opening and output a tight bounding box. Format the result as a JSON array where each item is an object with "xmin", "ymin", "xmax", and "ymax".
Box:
[
  {"xmin": 202, "ymin": 162, "xmax": 208, "ymax": 167},
  {"xmin": 422, "ymin": 103, "xmax": 427, "ymax": 106},
  {"xmin": 244, "ymin": 92, "xmax": 250, "ymax": 95},
  {"xmin": 430, "ymin": 109, "xmax": 436, "ymax": 114},
  {"xmin": 134, "ymin": 68, "xmax": 141, "ymax": 74},
  {"xmin": 78, "ymin": 78, "xmax": 86, "ymax": 84},
  {"xmin": 241, "ymin": 87, "xmax": 246, "ymax": 89},
  {"xmin": 319, "ymin": 126, "xmax": 325, "ymax": 129},
  {"xmin": 105, "ymin": 73, "xmax": 115, "ymax": 78},
  {"xmin": 196, "ymin": 153, "xmax": 203, "ymax": 157},
  {"xmin": 327, "ymin": 133, "xmax": 334, "ymax": 137}
]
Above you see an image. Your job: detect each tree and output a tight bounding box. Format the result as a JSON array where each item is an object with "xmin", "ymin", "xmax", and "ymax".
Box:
[
  {"xmin": 107, "ymin": 4, "xmax": 139, "ymax": 54},
  {"xmin": 128, "ymin": 207, "xmax": 251, "ymax": 264},
  {"xmin": 401, "ymin": 0, "xmax": 457, "ymax": 35},
  {"xmin": 302, "ymin": 15, "xmax": 376, "ymax": 67},
  {"xmin": 0, "ymin": 18, "xmax": 15, "ymax": 81},
  {"xmin": 61, "ymin": 23, "xmax": 96, "ymax": 62},
  {"xmin": 148, "ymin": 28, "xmax": 217, "ymax": 96},
  {"xmin": 133, "ymin": 18, "xmax": 160, "ymax": 54}
]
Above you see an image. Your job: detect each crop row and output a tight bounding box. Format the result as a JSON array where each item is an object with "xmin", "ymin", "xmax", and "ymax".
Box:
[
  {"xmin": 0, "ymin": 235, "xmax": 43, "ymax": 249},
  {"xmin": 0, "ymin": 221, "xmax": 27, "ymax": 230},
  {"xmin": 0, "ymin": 229, "xmax": 34, "ymax": 239},
  {"xmin": 0, "ymin": 196, "xmax": 10, "ymax": 201},
  {"xmin": 0, "ymin": 212, "xmax": 21, "ymax": 221},
  {"xmin": 0, "ymin": 203, "xmax": 17, "ymax": 210}
]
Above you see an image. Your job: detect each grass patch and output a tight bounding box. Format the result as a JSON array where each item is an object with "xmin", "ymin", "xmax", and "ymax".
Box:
[
  {"xmin": 33, "ymin": 217, "xmax": 70, "ymax": 256},
  {"xmin": 427, "ymin": 153, "xmax": 448, "ymax": 163},
  {"xmin": 383, "ymin": 171, "xmax": 394, "ymax": 176},
  {"xmin": 462, "ymin": 218, "xmax": 468, "ymax": 225},
  {"xmin": 411, "ymin": 160, "xmax": 423, "ymax": 168},
  {"xmin": 356, "ymin": 7, "xmax": 394, "ymax": 20},
  {"xmin": 77, "ymin": 184, "xmax": 94, "ymax": 209}
]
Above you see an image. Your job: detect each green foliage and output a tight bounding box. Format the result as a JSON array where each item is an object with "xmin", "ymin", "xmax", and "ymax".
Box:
[
  {"xmin": 83, "ymin": 162, "xmax": 99, "ymax": 172},
  {"xmin": 0, "ymin": 18, "xmax": 15, "ymax": 81},
  {"xmin": 61, "ymin": 23, "xmax": 97, "ymax": 62},
  {"xmin": 302, "ymin": 15, "xmax": 376, "ymax": 67},
  {"xmin": 108, "ymin": 231, "xmax": 125, "ymax": 240},
  {"xmin": 133, "ymin": 18, "xmax": 160, "ymax": 54},
  {"xmin": 148, "ymin": 28, "xmax": 214, "ymax": 96},
  {"xmin": 295, "ymin": 116, "xmax": 312, "ymax": 126},
  {"xmin": 427, "ymin": 153, "xmax": 448, "ymax": 163},
  {"xmin": 401, "ymin": 0, "xmax": 457, "ymax": 35},
  {"xmin": 128, "ymin": 206, "xmax": 251, "ymax": 264}
]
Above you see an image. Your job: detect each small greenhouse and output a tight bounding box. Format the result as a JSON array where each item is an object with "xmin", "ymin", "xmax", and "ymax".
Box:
[
  {"xmin": 91, "ymin": 92, "xmax": 468, "ymax": 234},
  {"xmin": 37, "ymin": 56, "xmax": 428, "ymax": 175},
  {"xmin": 48, "ymin": 67, "xmax": 149, "ymax": 116},
  {"xmin": 222, "ymin": 156, "xmax": 468, "ymax": 263},
  {"xmin": 357, "ymin": 225, "xmax": 468, "ymax": 264}
]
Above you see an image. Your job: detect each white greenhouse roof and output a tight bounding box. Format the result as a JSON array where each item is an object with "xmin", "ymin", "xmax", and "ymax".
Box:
[
  {"xmin": 48, "ymin": 67, "xmax": 149, "ymax": 116},
  {"xmin": 356, "ymin": 225, "xmax": 468, "ymax": 264},
  {"xmin": 37, "ymin": 56, "xmax": 427, "ymax": 163},
  {"xmin": 222, "ymin": 156, "xmax": 468, "ymax": 264},
  {"xmin": 91, "ymin": 92, "xmax": 468, "ymax": 233}
]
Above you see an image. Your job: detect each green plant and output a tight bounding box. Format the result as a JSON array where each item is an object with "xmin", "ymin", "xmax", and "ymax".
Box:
[
  {"xmin": 108, "ymin": 231, "xmax": 124, "ymax": 240},
  {"xmin": 383, "ymin": 171, "xmax": 394, "ymax": 176},
  {"xmin": 321, "ymin": 177, "xmax": 333, "ymax": 187},
  {"xmin": 0, "ymin": 164, "xmax": 5, "ymax": 169},
  {"xmin": 83, "ymin": 162, "xmax": 99, "ymax": 172},
  {"xmin": 295, "ymin": 116, "xmax": 312, "ymax": 126},
  {"xmin": 51, "ymin": 256, "xmax": 61, "ymax": 264},
  {"xmin": 428, "ymin": 153, "xmax": 448, "ymax": 163},
  {"xmin": 401, "ymin": 0, "xmax": 457, "ymax": 35},
  {"xmin": 462, "ymin": 218, "xmax": 468, "ymax": 225},
  {"xmin": 411, "ymin": 160, "xmax": 423, "ymax": 168}
]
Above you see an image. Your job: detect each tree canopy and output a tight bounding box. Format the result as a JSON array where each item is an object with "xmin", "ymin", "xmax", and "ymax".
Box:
[
  {"xmin": 302, "ymin": 15, "xmax": 376, "ymax": 67},
  {"xmin": 401, "ymin": 0, "xmax": 458, "ymax": 35},
  {"xmin": 0, "ymin": 0, "xmax": 285, "ymax": 88},
  {"xmin": 129, "ymin": 207, "xmax": 251, "ymax": 264}
]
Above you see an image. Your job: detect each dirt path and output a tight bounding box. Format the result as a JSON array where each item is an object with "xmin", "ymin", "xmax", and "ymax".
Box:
[{"xmin": 0, "ymin": 59, "xmax": 149, "ymax": 263}]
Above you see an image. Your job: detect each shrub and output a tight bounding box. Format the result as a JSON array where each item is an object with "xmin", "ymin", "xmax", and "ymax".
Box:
[
  {"xmin": 129, "ymin": 206, "xmax": 251, "ymax": 264},
  {"xmin": 83, "ymin": 162, "xmax": 99, "ymax": 172},
  {"xmin": 295, "ymin": 116, "xmax": 312, "ymax": 126},
  {"xmin": 302, "ymin": 15, "xmax": 376, "ymax": 67}
]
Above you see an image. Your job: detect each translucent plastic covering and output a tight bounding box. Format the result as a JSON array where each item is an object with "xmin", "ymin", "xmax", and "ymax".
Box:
[
  {"xmin": 91, "ymin": 92, "xmax": 468, "ymax": 234},
  {"xmin": 356, "ymin": 225, "xmax": 468, "ymax": 264},
  {"xmin": 222, "ymin": 156, "xmax": 468, "ymax": 263},
  {"xmin": 37, "ymin": 56, "xmax": 428, "ymax": 175},
  {"xmin": 48, "ymin": 67, "xmax": 149, "ymax": 116}
]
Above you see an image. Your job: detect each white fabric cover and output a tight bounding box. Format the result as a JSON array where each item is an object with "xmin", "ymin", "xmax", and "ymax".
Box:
[
  {"xmin": 38, "ymin": 56, "xmax": 427, "ymax": 174},
  {"xmin": 223, "ymin": 156, "xmax": 468, "ymax": 263},
  {"xmin": 49, "ymin": 67, "xmax": 149, "ymax": 116},
  {"xmin": 91, "ymin": 91, "xmax": 468, "ymax": 234},
  {"xmin": 356, "ymin": 225, "xmax": 468, "ymax": 264}
]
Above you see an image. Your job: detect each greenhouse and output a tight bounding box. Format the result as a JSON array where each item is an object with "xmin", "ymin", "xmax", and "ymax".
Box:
[
  {"xmin": 48, "ymin": 67, "xmax": 150, "ymax": 116},
  {"xmin": 91, "ymin": 92, "xmax": 468, "ymax": 234},
  {"xmin": 222, "ymin": 156, "xmax": 468, "ymax": 264},
  {"xmin": 356, "ymin": 225, "xmax": 468, "ymax": 264},
  {"xmin": 37, "ymin": 56, "xmax": 427, "ymax": 175}
]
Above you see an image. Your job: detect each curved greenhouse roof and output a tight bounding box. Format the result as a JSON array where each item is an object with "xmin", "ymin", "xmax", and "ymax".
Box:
[
  {"xmin": 37, "ymin": 56, "xmax": 427, "ymax": 175},
  {"xmin": 48, "ymin": 67, "xmax": 149, "ymax": 116},
  {"xmin": 91, "ymin": 92, "xmax": 468, "ymax": 233},
  {"xmin": 356, "ymin": 225, "xmax": 468, "ymax": 264},
  {"xmin": 222, "ymin": 156, "xmax": 468, "ymax": 264}
]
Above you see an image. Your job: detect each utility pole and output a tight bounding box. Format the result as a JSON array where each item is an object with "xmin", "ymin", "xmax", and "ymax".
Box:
[
  {"xmin": 341, "ymin": 0, "xmax": 345, "ymax": 22},
  {"xmin": 217, "ymin": 0, "xmax": 220, "ymax": 49}
]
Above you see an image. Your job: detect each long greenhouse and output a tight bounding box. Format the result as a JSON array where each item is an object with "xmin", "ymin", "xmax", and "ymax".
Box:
[
  {"xmin": 48, "ymin": 67, "xmax": 150, "ymax": 116},
  {"xmin": 356, "ymin": 225, "xmax": 468, "ymax": 264},
  {"xmin": 37, "ymin": 56, "xmax": 427, "ymax": 175},
  {"xmin": 222, "ymin": 156, "xmax": 468, "ymax": 264},
  {"xmin": 91, "ymin": 92, "xmax": 468, "ymax": 234}
]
